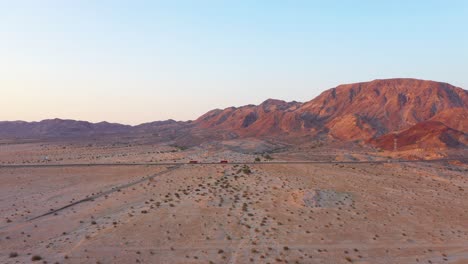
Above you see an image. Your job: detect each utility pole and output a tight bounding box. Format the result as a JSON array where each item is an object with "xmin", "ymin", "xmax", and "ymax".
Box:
[{"xmin": 393, "ymin": 136, "xmax": 398, "ymax": 152}]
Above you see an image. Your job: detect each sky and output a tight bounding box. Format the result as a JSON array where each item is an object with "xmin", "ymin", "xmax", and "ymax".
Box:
[{"xmin": 0, "ymin": 1, "xmax": 467, "ymax": 125}]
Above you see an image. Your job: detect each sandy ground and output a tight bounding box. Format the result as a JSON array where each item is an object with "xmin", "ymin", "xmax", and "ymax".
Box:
[{"xmin": 1, "ymin": 141, "xmax": 467, "ymax": 264}]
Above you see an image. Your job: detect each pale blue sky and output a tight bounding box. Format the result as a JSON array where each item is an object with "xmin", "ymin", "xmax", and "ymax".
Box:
[{"xmin": 1, "ymin": 1, "xmax": 467, "ymax": 124}]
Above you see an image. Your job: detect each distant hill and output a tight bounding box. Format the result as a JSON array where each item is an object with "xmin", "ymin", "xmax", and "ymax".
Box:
[{"xmin": 0, "ymin": 119, "xmax": 131, "ymax": 138}]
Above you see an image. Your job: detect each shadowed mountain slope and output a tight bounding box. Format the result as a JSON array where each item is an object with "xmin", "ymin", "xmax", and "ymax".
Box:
[{"xmin": 370, "ymin": 121, "xmax": 467, "ymax": 151}]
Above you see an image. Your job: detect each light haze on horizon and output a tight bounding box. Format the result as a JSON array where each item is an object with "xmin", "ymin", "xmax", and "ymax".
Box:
[{"xmin": 1, "ymin": 1, "xmax": 467, "ymax": 125}]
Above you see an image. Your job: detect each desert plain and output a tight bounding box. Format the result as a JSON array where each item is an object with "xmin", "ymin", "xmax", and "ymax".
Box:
[{"xmin": 0, "ymin": 139, "xmax": 467, "ymax": 264}]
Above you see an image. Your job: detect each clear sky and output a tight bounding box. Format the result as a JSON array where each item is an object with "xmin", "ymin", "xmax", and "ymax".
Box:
[{"xmin": 1, "ymin": 1, "xmax": 467, "ymax": 125}]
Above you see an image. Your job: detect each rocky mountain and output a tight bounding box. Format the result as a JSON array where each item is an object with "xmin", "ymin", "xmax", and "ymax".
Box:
[
  {"xmin": 302, "ymin": 78, "xmax": 467, "ymax": 140},
  {"xmin": 194, "ymin": 99, "xmax": 302, "ymax": 138},
  {"xmin": 195, "ymin": 78, "xmax": 467, "ymax": 140},
  {"xmin": 1, "ymin": 79, "xmax": 467, "ymax": 149}
]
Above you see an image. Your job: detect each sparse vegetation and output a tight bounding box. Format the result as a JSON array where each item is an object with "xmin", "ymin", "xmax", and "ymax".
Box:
[{"xmin": 2, "ymin": 134, "xmax": 467, "ymax": 264}]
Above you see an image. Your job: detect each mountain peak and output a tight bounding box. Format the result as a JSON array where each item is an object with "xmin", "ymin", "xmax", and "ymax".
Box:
[{"xmin": 260, "ymin": 98, "xmax": 286, "ymax": 105}]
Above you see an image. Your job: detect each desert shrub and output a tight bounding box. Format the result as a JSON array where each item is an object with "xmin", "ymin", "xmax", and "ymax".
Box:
[
  {"xmin": 9, "ymin": 252, "xmax": 18, "ymax": 258},
  {"xmin": 31, "ymin": 255, "xmax": 42, "ymax": 261},
  {"xmin": 242, "ymin": 165, "xmax": 252, "ymax": 174}
]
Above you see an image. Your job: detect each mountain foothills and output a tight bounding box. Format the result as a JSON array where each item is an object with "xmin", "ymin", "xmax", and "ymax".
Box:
[{"xmin": 1, "ymin": 78, "xmax": 467, "ymax": 150}]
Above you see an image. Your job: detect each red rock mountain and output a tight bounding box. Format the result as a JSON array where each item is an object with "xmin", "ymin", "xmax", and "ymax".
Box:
[
  {"xmin": 304, "ymin": 79, "xmax": 467, "ymax": 140},
  {"xmin": 194, "ymin": 78, "xmax": 468, "ymax": 140},
  {"xmin": 194, "ymin": 99, "xmax": 302, "ymax": 138}
]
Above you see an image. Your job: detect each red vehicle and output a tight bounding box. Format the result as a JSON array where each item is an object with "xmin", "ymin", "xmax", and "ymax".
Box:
[
  {"xmin": 220, "ymin": 160, "xmax": 228, "ymax": 164},
  {"xmin": 189, "ymin": 160, "xmax": 198, "ymax": 164}
]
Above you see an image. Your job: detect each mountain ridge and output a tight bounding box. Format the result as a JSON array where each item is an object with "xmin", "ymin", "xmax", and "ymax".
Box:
[{"xmin": 1, "ymin": 78, "xmax": 466, "ymax": 150}]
